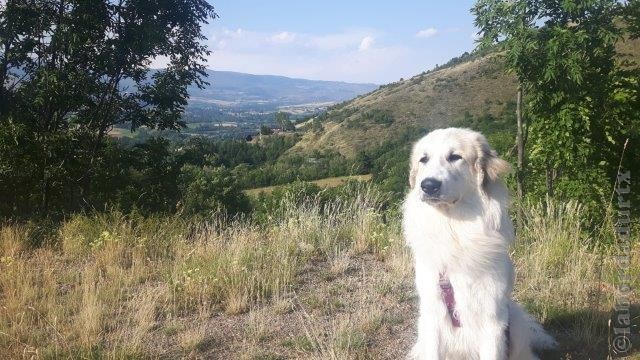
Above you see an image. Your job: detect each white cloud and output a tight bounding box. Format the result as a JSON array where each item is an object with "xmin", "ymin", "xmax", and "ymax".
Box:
[
  {"xmin": 224, "ymin": 28, "xmax": 244, "ymax": 37},
  {"xmin": 269, "ymin": 31, "xmax": 296, "ymax": 44},
  {"xmin": 358, "ymin": 36, "xmax": 375, "ymax": 51},
  {"xmin": 152, "ymin": 27, "xmax": 424, "ymax": 83},
  {"xmin": 306, "ymin": 31, "xmax": 373, "ymax": 51},
  {"xmin": 416, "ymin": 28, "xmax": 439, "ymax": 39}
]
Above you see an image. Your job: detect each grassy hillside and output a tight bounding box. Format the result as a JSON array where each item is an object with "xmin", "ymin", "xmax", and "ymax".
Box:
[
  {"xmin": 291, "ymin": 36, "xmax": 640, "ymax": 159},
  {"xmin": 1, "ymin": 191, "xmax": 637, "ymax": 359},
  {"xmin": 291, "ymin": 52, "xmax": 516, "ymax": 158}
]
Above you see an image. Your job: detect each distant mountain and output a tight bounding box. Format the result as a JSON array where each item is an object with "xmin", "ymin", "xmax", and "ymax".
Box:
[{"xmin": 187, "ymin": 71, "xmax": 378, "ymax": 111}]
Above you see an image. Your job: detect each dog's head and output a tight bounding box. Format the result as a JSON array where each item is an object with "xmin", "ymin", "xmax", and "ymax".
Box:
[{"xmin": 408, "ymin": 128, "xmax": 510, "ymax": 207}]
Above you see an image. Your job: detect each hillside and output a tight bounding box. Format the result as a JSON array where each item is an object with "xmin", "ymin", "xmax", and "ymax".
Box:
[
  {"xmin": 291, "ymin": 36, "xmax": 640, "ymax": 158},
  {"xmin": 290, "ymin": 53, "xmax": 517, "ymax": 158}
]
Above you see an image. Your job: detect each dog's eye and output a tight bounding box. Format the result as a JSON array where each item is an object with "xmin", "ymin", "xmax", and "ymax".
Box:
[
  {"xmin": 419, "ymin": 156, "xmax": 429, "ymax": 164},
  {"xmin": 447, "ymin": 154, "xmax": 462, "ymax": 162}
]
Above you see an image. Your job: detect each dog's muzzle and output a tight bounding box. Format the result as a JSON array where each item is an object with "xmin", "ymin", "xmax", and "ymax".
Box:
[{"xmin": 420, "ymin": 178, "xmax": 441, "ymax": 196}]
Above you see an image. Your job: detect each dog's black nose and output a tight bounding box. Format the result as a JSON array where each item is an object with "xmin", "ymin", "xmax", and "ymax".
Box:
[{"xmin": 421, "ymin": 178, "xmax": 441, "ymax": 196}]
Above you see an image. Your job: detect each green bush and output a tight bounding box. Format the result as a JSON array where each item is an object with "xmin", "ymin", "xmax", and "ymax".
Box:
[
  {"xmin": 178, "ymin": 165, "xmax": 250, "ymax": 217},
  {"xmin": 260, "ymin": 125, "xmax": 274, "ymax": 135}
]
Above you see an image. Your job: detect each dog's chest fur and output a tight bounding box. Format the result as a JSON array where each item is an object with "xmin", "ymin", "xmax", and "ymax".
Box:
[{"xmin": 403, "ymin": 191, "xmax": 515, "ymax": 359}]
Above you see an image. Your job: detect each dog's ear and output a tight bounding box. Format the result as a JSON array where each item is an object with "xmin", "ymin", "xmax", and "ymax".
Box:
[
  {"xmin": 409, "ymin": 160, "xmax": 418, "ymax": 189},
  {"xmin": 408, "ymin": 143, "xmax": 420, "ymax": 189},
  {"xmin": 475, "ymin": 142, "xmax": 511, "ymax": 187},
  {"xmin": 484, "ymin": 149, "xmax": 511, "ymax": 182}
]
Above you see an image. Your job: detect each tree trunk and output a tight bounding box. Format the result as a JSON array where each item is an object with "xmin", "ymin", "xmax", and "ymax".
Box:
[
  {"xmin": 515, "ymin": 84, "xmax": 526, "ymax": 230},
  {"xmin": 0, "ymin": 42, "xmax": 10, "ymax": 114},
  {"xmin": 545, "ymin": 164, "xmax": 555, "ymax": 197},
  {"xmin": 516, "ymin": 84, "xmax": 525, "ymax": 200},
  {"xmin": 40, "ymin": 143, "xmax": 50, "ymax": 215}
]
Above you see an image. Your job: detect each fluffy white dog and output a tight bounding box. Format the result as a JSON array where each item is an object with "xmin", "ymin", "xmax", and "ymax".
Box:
[{"xmin": 403, "ymin": 128, "xmax": 556, "ymax": 360}]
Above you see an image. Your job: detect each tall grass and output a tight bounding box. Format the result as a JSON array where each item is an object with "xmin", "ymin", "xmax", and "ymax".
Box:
[
  {"xmin": 514, "ymin": 198, "xmax": 639, "ymax": 352},
  {"xmin": 0, "ymin": 191, "xmax": 636, "ymax": 358},
  {"xmin": 0, "ymin": 189, "xmax": 392, "ymax": 357}
]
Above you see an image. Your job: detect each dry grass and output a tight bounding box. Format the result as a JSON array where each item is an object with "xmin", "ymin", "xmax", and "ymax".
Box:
[
  {"xmin": 0, "ymin": 193, "xmax": 637, "ymax": 358},
  {"xmin": 513, "ymin": 199, "xmax": 639, "ymax": 357},
  {"xmin": 177, "ymin": 305, "xmax": 211, "ymax": 353},
  {"xmin": 244, "ymin": 174, "xmax": 373, "ymax": 197}
]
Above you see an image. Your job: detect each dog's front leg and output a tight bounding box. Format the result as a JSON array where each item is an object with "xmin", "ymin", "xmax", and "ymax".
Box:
[
  {"xmin": 409, "ymin": 308, "xmax": 443, "ymax": 360},
  {"xmin": 410, "ymin": 264, "xmax": 444, "ymax": 360},
  {"xmin": 478, "ymin": 322, "xmax": 508, "ymax": 360}
]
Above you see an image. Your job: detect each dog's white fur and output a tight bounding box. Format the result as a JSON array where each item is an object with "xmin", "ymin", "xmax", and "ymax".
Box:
[{"xmin": 403, "ymin": 128, "xmax": 556, "ymax": 360}]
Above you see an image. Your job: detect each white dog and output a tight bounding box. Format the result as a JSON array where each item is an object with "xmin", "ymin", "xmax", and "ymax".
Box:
[{"xmin": 403, "ymin": 128, "xmax": 556, "ymax": 360}]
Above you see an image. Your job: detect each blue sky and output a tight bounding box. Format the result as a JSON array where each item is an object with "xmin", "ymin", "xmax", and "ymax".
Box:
[{"xmin": 184, "ymin": 1, "xmax": 480, "ymax": 84}]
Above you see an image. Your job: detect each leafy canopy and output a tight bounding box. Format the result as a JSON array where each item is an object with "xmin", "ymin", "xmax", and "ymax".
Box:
[
  {"xmin": 472, "ymin": 0, "xmax": 640, "ymax": 204},
  {"xmin": 0, "ymin": 0, "xmax": 217, "ymax": 217}
]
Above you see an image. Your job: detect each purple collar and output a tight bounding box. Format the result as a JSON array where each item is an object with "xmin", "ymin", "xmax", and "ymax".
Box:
[
  {"xmin": 438, "ymin": 273, "xmax": 511, "ymax": 354},
  {"xmin": 439, "ymin": 273, "xmax": 461, "ymax": 327}
]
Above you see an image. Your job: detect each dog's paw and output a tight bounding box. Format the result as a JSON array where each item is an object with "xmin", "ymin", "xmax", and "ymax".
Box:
[
  {"xmin": 407, "ymin": 342, "xmax": 434, "ymax": 360},
  {"xmin": 406, "ymin": 344, "xmax": 421, "ymax": 360}
]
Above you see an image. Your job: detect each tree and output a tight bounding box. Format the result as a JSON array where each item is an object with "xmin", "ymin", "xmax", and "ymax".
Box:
[
  {"xmin": 472, "ymin": 0, "xmax": 640, "ymax": 207},
  {"xmin": 178, "ymin": 164, "xmax": 250, "ymax": 216},
  {"xmin": 115, "ymin": 138, "xmax": 182, "ymax": 214},
  {"xmin": 260, "ymin": 124, "xmax": 274, "ymax": 135},
  {"xmin": 623, "ymin": 0, "xmax": 640, "ymax": 39},
  {"xmin": 0, "ymin": 0, "xmax": 217, "ymax": 217},
  {"xmin": 275, "ymin": 111, "xmax": 295, "ymax": 132},
  {"xmin": 472, "ymin": 0, "xmax": 538, "ymax": 203}
]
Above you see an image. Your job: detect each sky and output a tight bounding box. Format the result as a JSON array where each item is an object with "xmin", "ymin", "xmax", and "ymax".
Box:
[{"xmin": 173, "ymin": 0, "xmax": 480, "ymax": 84}]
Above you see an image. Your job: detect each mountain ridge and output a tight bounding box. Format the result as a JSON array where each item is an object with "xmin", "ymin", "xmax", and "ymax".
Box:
[{"xmin": 187, "ymin": 70, "xmax": 378, "ymax": 110}]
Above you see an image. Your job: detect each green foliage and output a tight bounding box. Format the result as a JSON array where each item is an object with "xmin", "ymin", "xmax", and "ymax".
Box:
[
  {"xmin": 252, "ymin": 181, "xmax": 323, "ymax": 222},
  {"xmin": 1, "ymin": 129, "xmax": 299, "ymax": 219},
  {"xmin": 235, "ymin": 149, "xmax": 357, "ymax": 189},
  {"xmin": 472, "ymin": 0, "xmax": 640, "ymax": 208},
  {"xmin": 276, "ymin": 112, "xmax": 296, "ymax": 132},
  {"xmin": 623, "ymin": 0, "xmax": 640, "ymax": 39},
  {"xmin": 0, "ymin": 0, "xmax": 217, "ymax": 217},
  {"xmin": 179, "ymin": 135, "xmax": 299, "ymax": 168},
  {"xmin": 178, "ymin": 165, "xmax": 250, "ymax": 217},
  {"xmin": 324, "ymin": 107, "xmax": 359, "ymax": 124},
  {"xmin": 115, "ymin": 136, "xmax": 296, "ymax": 216},
  {"xmin": 114, "ymin": 138, "xmax": 183, "ymax": 214},
  {"xmin": 260, "ymin": 124, "xmax": 274, "ymax": 135},
  {"xmin": 524, "ymin": 1, "xmax": 639, "ymax": 205},
  {"xmin": 310, "ymin": 118, "xmax": 324, "ymax": 132},
  {"xmin": 359, "ymin": 109, "xmax": 394, "ymax": 126},
  {"xmin": 355, "ymin": 126, "xmax": 428, "ymax": 197}
]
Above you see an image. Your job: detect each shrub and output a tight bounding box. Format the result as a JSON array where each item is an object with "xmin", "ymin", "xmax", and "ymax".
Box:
[
  {"xmin": 260, "ymin": 125, "xmax": 274, "ymax": 135},
  {"xmin": 178, "ymin": 165, "xmax": 250, "ymax": 217}
]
